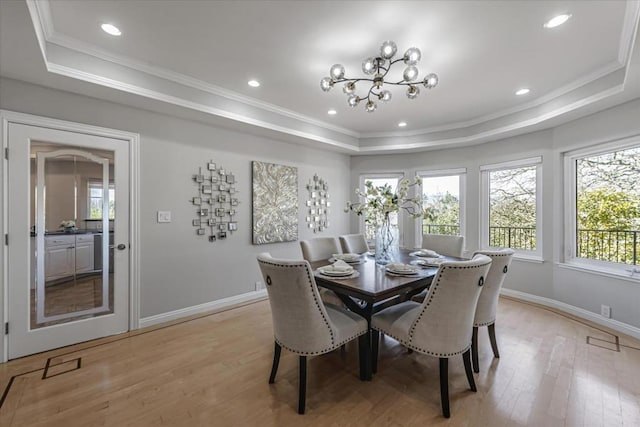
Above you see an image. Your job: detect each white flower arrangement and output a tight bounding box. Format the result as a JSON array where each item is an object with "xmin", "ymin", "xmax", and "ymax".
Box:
[{"xmin": 60, "ymin": 220, "xmax": 76, "ymax": 229}]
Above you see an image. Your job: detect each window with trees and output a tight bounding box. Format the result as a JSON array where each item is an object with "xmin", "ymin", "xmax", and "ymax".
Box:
[
  {"xmin": 88, "ymin": 181, "xmax": 115, "ymax": 220},
  {"xmin": 481, "ymin": 157, "xmax": 542, "ymax": 255},
  {"xmin": 564, "ymin": 141, "xmax": 640, "ymax": 270},
  {"xmin": 358, "ymin": 174, "xmax": 402, "ymax": 242},
  {"xmin": 418, "ymin": 169, "xmax": 465, "ymax": 244}
]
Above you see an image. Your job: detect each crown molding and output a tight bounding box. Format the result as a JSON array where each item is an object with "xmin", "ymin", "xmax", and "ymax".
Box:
[{"xmin": 24, "ymin": 0, "xmax": 640, "ymax": 154}]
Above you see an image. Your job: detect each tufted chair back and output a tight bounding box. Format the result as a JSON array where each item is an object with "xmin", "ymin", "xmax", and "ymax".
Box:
[
  {"xmin": 339, "ymin": 234, "xmax": 369, "ymax": 254},
  {"xmin": 472, "ymin": 249, "xmax": 514, "ymax": 327},
  {"xmin": 257, "ymin": 253, "xmax": 338, "ymax": 354},
  {"xmin": 409, "ymin": 255, "xmax": 492, "ymax": 356},
  {"xmin": 300, "ymin": 237, "xmax": 342, "ymax": 262},
  {"xmin": 422, "ymin": 233, "xmax": 465, "ymax": 257}
]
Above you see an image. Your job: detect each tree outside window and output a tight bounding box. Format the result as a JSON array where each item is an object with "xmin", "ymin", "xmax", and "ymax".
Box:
[
  {"xmin": 421, "ymin": 174, "xmax": 461, "ymax": 236},
  {"xmin": 359, "ymin": 176, "xmax": 400, "ymax": 242},
  {"xmin": 88, "ymin": 181, "xmax": 115, "ymax": 220}
]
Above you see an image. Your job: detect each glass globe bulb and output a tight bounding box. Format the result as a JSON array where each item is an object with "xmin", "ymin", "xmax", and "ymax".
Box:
[
  {"xmin": 347, "ymin": 94, "xmax": 360, "ymax": 108},
  {"xmin": 404, "ymin": 47, "xmax": 421, "ymax": 65},
  {"xmin": 406, "ymin": 85, "xmax": 420, "ymax": 99},
  {"xmin": 362, "ymin": 57, "xmax": 376, "ymax": 75},
  {"xmin": 365, "ymin": 100, "xmax": 377, "ymax": 113},
  {"xmin": 403, "ymin": 66, "xmax": 419, "ymax": 82},
  {"xmin": 320, "ymin": 77, "xmax": 333, "ymax": 92},
  {"xmin": 343, "ymin": 81, "xmax": 356, "ymax": 94},
  {"xmin": 379, "ymin": 90, "xmax": 392, "ymax": 103},
  {"xmin": 380, "ymin": 40, "xmax": 397, "ymax": 60},
  {"xmin": 423, "ymin": 73, "xmax": 439, "ymax": 89},
  {"xmin": 329, "ymin": 64, "xmax": 345, "ymax": 80}
]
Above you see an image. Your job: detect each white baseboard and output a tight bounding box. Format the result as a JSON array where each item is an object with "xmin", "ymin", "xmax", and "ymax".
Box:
[
  {"xmin": 500, "ymin": 288, "xmax": 640, "ymax": 340},
  {"xmin": 139, "ymin": 289, "xmax": 268, "ymax": 329}
]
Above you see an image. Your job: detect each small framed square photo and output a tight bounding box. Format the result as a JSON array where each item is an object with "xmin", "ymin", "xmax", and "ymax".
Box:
[
  {"xmin": 192, "ymin": 197, "xmax": 201, "ymax": 205},
  {"xmin": 229, "ymin": 209, "xmax": 236, "ymax": 216},
  {"xmin": 226, "ymin": 174, "xmax": 235, "ymax": 184},
  {"xmin": 228, "ymin": 222, "xmax": 237, "ymax": 231},
  {"xmin": 192, "ymin": 219, "xmax": 201, "ymax": 226},
  {"xmin": 197, "ymin": 228, "xmax": 205, "ymax": 235},
  {"xmin": 201, "ymin": 185, "xmax": 212, "ymax": 194},
  {"xmin": 194, "ymin": 174, "xmax": 204, "ymax": 183},
  {"xmin": 216, "ymin": 208, "xmax": 226, "ymax": 217},
  {"xmin": 210, "ymin": 175, "xmax": 219, "ymax": 184},
  {"xmin": 219, "ymin": 183, "xmax": 228, "ymax": 191},
  {"xmin": 207, "ymin": 162, "xmax": 216, "ymax": 171},
  {"xmin": 231, "ymin": 198, "xmax": 239, "ymax": 206},
  {"xmin": 219, "ymin": 223, "xmax": 227, "ymax": 231},
  {"xmin": 218, "ymin": 231, "xmax": 227, "ymax": 239},
  {"xmin": 199, "ymin": 208, "xmax": 209, "ymax": 216},
  {"xmin": 219, "ymin": 168, "xmax": 226, "ymax": 176},
  {"xmin": 208, "ymin": 218, "xmax": 217, "ymax": 226},
  {"xmin": 209, "ymin": 235, "xmax": 216, "ymax": 242},
  {"xmin": 218, "ymin": 194, "xmax": 227, "ymax": 203}
]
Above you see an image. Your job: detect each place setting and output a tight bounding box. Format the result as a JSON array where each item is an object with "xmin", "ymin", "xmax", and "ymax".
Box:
[
  {"xmin": 328, "ymin": 253, "xmax": 366, "ymax": 264},
  {"xmin": 409, "ymin": 249, "xmax": 446, "ymax": 268},
  {"xmin": 384, "ymin": 262, "xmax": 420, "ymax": 277},
  {"xmin": 316, "ymin": 259, "xmax": 360, "ymax": 279}
]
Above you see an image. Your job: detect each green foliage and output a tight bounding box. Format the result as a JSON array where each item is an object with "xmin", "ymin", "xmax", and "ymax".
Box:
[{"xmin": 577, "ymin": 189, "xmax": 640, "ymax": 230}]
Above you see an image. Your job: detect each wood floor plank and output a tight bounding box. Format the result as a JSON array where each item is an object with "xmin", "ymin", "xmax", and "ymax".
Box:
[{"xmin": 1, "ymin": 297, "xmax": 639, "ymax": 426}]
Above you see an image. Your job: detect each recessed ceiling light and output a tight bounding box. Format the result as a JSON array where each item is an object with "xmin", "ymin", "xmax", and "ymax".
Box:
[
  {"xmin": 247, "ymin": 80, "xmax": 260, "ymax": 88},
  {"xmin": 100, "ymin": 23, "xmax": 121, "ymax": 36},
  {"xmin": 515, "ymin": 88, "xmax": 530, "ymax": 96},
  {"xmin": 398, "ymin": 121, "xmax": 407, "ymax": 127},
  {"xmin": 327, "ymin": 109, "xmax": 337, "ymax": 115},
  {"xmin": 544, "ymin": 14, "xmax": 571, "ymax": 29}
]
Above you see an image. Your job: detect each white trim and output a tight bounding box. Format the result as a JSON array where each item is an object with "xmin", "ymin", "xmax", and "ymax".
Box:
[
  {"xmin": 139, "ymin": 290, "xmax": 268, "ymax": 329},
  {"xmin": 0, "ymin": 110, "xmax": 141, "ymax": 363},
  {"xmin": 512, "ymin": 254, "xmax": 545, "ymax": 264},
  {"xmin": 618, "ymin": 0, "xmax": 640, "ymax": 65},
  {"xmin": 501, "ymin": 288, "xmax": 640, "ymax": 340},
  {"xmin": 480, "ymin": 156, "xmax": 543, "ymax": 171},
  {"xmin": 557, "ymin": 262, "xmax": 640, "ymax": 284}
]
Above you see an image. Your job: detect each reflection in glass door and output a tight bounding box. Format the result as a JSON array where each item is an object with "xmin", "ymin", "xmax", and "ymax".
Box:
[{"xmin": 31, "ymin": 143, "xmax": 114, "ymax": 329}]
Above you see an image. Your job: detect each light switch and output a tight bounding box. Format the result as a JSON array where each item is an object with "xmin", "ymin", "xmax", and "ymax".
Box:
[{"xmin": 157, "ymin": 211, "xmax": 172, "ymax": 223}]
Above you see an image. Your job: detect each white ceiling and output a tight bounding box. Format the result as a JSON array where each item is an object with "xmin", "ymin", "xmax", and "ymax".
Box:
[{"xmin": 1, "ymin": 0, "xmax": 640, "ymax": 153}]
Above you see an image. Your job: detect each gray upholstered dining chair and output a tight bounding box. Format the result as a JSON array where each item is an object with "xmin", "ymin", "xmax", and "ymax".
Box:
[
  {"xmin": 339, "ymin": 233, "xmax": 369, "ymax": 254},
  {"xmin": 300, "ymin": 237, "xmax": 344, "ymax": 306},
  {"xmin": 371, "ymin": 254, "xmax": 492, "ymax": 418},
  {"xmin": 471, "ymin": 248, "xmax": 514, "ymax": 373},
  {"xmin": 422, "ymin": 233, "xmax": 465, "ymax": 257},
  {"xmin": 257, "ymin": 253, "xmax": 369, "ymax": 414}
]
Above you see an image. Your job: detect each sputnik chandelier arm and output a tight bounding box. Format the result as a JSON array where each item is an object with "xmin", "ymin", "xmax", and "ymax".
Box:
[{"xmin": 320, "ymin": 40, "xmax": 439, "ymax": 112}]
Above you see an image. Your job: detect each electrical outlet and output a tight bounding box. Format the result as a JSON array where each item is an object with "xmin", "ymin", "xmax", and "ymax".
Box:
[
  {"xmin": 600, "ymin": 304, "xmax": 611, "ymax": 318},
  {"xmin": 255, "ymin": 280, "xmax": 264, "ymax": 291},
  {"xmin": 157, "ymin": 211, "xmax": 171, "ymax": 223}
]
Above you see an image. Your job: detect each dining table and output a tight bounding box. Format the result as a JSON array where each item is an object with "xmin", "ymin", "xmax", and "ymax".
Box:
[{"xmin": 310, "ymin": 248, "xmax": 454, "ymax": 379}]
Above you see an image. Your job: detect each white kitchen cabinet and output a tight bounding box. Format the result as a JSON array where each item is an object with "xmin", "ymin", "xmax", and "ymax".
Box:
[{"xmin": 44, "ymin": 234, "xmax": 94, "ymax": 282}]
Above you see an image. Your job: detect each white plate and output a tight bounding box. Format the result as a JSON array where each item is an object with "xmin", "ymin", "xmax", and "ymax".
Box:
[
  {"xmin": 385, "ymin": 265, "xmax": 419, "ymax": 275},
  {"xmin": 317, "ymin": 267, "xmax": 354, "ymax": 277},
  {"xmin": 328, "ymin": 257, "xmax": 363, "ymax": 264},
  {"xmin": 411, "ymin": 258, "xmax": 445, "ymax": 267},
  {"xmin": 410, "ymin": 250, "xmax": 442, "ymax": 258}
]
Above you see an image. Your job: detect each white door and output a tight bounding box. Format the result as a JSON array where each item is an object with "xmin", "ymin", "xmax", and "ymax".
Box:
[{"xmin": 7, "ymin": 122, "xmax": 130, "ymax": 359}]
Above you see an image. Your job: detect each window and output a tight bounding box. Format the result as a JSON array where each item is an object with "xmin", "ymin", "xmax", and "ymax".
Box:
[
  {"xmin": 88, "ymin": 181, "xmax": 115, "ymax": 220},
  {"xmin": 358, "ymin": 174, "xmax": 402, "ymax": 243},
  {"xmin": 417, "ymin": 169, "xmax": 466, "ymax": 246},
  {"xmin": 564, "ymin": 140, "xmax": 640, "ymax": 271},
  {"xmin": 480, "ymin": 157, "xmax": 542, "ymax": 256}
]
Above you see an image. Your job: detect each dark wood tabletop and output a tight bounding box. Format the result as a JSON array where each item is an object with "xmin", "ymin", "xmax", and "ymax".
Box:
[{"xmin": 310, "ymin": 249, "xmax": 442, "ymax": 318}]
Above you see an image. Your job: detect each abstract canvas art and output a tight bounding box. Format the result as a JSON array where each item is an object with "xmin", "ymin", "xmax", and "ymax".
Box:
[{"xmin": 252, "ymin": 161, "xmax": 298, "ymax": 244}]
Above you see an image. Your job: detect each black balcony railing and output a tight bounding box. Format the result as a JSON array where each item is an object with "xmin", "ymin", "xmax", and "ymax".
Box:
[
  {"xmin": 422, "ymin": 223, "xmax": 639, "ymax": 265},
  {"xmin": 577, "ymin": 228, "xmax": 639, "ymax": 265}
]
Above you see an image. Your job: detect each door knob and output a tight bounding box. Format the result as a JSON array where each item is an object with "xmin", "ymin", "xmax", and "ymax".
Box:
[{"xmin": 116, "ymin": 243, "xmax": 127, "ymax": 250}]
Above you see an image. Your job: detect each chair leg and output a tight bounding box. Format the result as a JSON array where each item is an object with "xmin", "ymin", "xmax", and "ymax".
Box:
[
  {"xmin": 488, "ymin": 323, "xmax": 500, "ymax": 358},
  {"xmin": 463, "ymin": 349, "xmax": 477, "ymax": 392},
  {"xmin": 298, "ymin": 356, "xmax": 307, "ymax": 414},
  {"xmin": 472, "ymin": 326, "xmax": 479, "ymax": 373},
  {"xmin": 358, "ymin": 332, "xmax": 371, "ymax": 381},
  {"xmin": 269, "ymin": 342, "xmax": 281, "ymax": 384},
  {"xmin": 439, "ymin": 358, "xmax": 450, "ymax": 418},
  {"xmin": 372, "ymin": 330, "xmax": 380, "ymax": 374}
]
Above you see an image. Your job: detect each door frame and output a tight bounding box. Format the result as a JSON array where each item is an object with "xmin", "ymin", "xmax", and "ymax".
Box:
[{"xmin": 0, "ymin": 110, "xmax": 141, "ymax": 363}]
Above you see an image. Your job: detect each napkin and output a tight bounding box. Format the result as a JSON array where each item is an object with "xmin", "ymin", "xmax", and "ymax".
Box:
[
  {"xmin": 386, "ymin": 262, "xmax": 415, "ymax": 272},
  {"xmin": 327, "ymin": 259, "xmax": 353, "ymax": 272},
  {"xmin": 333, "ymin": 253, "xmax": 360, "ymax": 262},
  {"xmin": 417, "ymin": 249, "xmax": 439, "ymax": 257}
]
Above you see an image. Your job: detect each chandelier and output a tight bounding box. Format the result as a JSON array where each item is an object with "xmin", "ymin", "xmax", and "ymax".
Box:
[{"xmin": 320, "ymin": 41, "xmax": 439, "ymax": 113}]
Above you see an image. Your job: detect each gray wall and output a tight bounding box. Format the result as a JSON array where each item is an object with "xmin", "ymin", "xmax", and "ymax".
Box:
[
  {"xmin": 1, "ymin": 78, "xmax": 352, "ymax": 318},
  {"xmin": 351, "ymin": 98, "xmax": 640, "ymax": 329}
]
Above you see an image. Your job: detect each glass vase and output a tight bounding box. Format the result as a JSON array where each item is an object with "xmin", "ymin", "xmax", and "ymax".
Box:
[{"xmin": 375, "ymin": 220, "xmax": 399, "ymax": 265}]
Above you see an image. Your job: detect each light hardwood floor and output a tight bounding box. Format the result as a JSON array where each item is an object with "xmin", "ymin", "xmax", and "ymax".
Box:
[{"xmin": 1, "ymin": 296, "xmax": 639, "ymax": 426}]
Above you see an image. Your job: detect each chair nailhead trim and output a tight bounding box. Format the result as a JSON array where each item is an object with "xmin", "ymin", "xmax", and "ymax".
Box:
[
  {"xmin": 274, "ymin": 329, "xmax": 366, "ymax": 356},
  {"xmin": 474, "ymin": 320, "xmax": 496, "ymax": 327},
  {"xmin": 259, "ymin": 259, "xmax": 336, "ymax": 347},
  {"xmin": 372, "ymin": 327, "xmax": 470, "ymax": 358}
]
